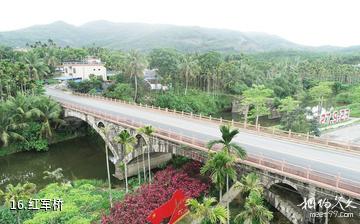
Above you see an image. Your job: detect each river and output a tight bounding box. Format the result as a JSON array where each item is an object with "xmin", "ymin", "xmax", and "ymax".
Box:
[{"xmin": 0, "ymin": 136, "xmax": 115, "ymax": 190}]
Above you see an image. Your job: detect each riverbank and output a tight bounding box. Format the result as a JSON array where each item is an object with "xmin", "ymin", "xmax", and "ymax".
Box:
[{"xmin": 0, "ymin": 131, "xmax": 86, "ymax": 157}]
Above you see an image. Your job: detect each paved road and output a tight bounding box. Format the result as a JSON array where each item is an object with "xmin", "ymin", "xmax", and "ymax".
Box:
[
  {"xmin": 46, "ymin": 88, "xmax": 360, "ymax": 184},
  {"xmin": 322, "ymin": 124, "xmax": 360, "ymax": 145}
]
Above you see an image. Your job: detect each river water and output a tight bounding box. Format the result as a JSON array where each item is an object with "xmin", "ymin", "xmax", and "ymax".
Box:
[{"xmin": 0, "ymin": 136, "xmax": 115, "ymax": 190}]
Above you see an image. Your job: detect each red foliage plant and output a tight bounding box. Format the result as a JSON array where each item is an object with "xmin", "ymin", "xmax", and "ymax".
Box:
[{"xmin": 102, "ymin": 161, "xmax": 210, "ymax": 224}]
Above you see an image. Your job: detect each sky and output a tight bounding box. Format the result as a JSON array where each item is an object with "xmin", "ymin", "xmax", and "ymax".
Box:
[{"xmin": 0, "ymin": 0, "xmax": 359, "ymax": 47}]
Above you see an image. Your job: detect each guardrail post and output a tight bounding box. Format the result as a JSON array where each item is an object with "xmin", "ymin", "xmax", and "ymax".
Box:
[
  {"xmin": 190, "ymin": 112, "xmax": 193, "ymax": 117},
  {"xmin": 151, "ymin": 105, "xmax": 154, "ymax": 109},
  {"xmin": 158, "ymin": 106, "xmax": 161, "ymax": 110},
  {"xmin": 139, "ymin": 103, "xmax": 142, "ymax": 107},
  {"xmin": 209, "ymin": 115, "xmax": 212, "ymax": 120},
  {"xmin": 288, "ymin": 129, "xmax": 292, "ymax": 138},
  {"xmin": 257, "ymin": 124, "xmax": 261, "ymax": 132},
  {"xmin": 272, "ymin": 126, "xmax": 275, "ymax": 134},
  {"xmin": 199, "ymin": 113, "xmax": 202, "ymax": 119},
  {"xmin": 181, "ymin": 111, "xmax": 184, "ymax": 116},
  {"xmin": 231, "ymin": 119, "xmax": 234, "ymax": 126},
  {"xmin": 336, "ymin": 173, "xmax": 340, "ymax": 188},
  {"xmin": 306, "ymin": 132, "xmax": 310, "ymax": 141},
  {"xmin": 174, "ymin": 109, "xmax": 176, "ymax": 114},
  {"xmin": 307, "ymin": 165, "xmax": 310, "ymax": 179},
  {"xmin": 165, "ymin": 108, "xmax": 168, "ymax": 112},
  {"xmin": 220, "ymin": 117, "xmax": 223, "ymax": 123}
]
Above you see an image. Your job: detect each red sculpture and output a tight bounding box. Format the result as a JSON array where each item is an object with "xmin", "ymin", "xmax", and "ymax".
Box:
[{"xmin": 146, "ymin": 189, "xmax": 189, "ymax": 224}]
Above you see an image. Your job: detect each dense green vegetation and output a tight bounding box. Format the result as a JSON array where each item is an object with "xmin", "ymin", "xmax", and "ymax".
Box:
[
  {"xmin": 2, "ymin": 39, "xmax": 360, "ymax": 137},
  {"xmin": 0, "ymin": 180, "xmax": 128, "ymax": 224}
]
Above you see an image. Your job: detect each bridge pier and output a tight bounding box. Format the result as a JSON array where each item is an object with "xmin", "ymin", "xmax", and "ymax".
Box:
[{"xmin": 114, "ymin": 152, "xmax": 172, "ymax": 180}]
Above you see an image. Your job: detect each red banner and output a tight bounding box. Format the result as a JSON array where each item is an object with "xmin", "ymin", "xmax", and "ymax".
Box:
[{"xmin": 146, "ymin": 190, "xmax": 189, "ymax": 224}]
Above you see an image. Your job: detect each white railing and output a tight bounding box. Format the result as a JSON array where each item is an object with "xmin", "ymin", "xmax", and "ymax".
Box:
[
  {"xmin": 61, "ymin": 102, "xmax": 360, "ymax": 199},
  {"xmin": 72, "ymin": 92, "xmax": 360, "ymax": 153}
]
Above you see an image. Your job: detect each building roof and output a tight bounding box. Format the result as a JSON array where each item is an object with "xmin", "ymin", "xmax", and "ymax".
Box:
[{"xmin": 54, "ymin": 76, "xmax": 82, "ymax": 81}]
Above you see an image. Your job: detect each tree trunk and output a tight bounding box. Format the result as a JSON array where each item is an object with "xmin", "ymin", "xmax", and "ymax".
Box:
[
  {"xmin": 147, "ymin": 138, "xmax": 152, "ymax": 182},
  {"xmin": 244, "ymin": 105, "xmax": 249, "ymax": 128},
  {"xmin": 137, "ymin": 155, "xmax": 141, "ymax": 185},
  {"xmin": 17, "ymin": 211, "xmax": 20, "ymax": 224},
  {"xmin": 124, "ymin": 163, "xmax": 129, "ymax": 193},
  {"xmin": 219, "ymin": 185, "xmax": 222, "ymax": 201},
  {"xmin": 142, "ymin": 143, "xmax": 146, "ymax": 182},
  {"xmin": 226, "ymin": 174, "xmax": 230, "ymax": 224},
  {"xmin": 0, "ymin": 84, "xmax": 3, "ymax": 101},
  {"xmin": 185, "ymin": 70, "xmax": 189, "ymax": 95},
  {"xmin": 134, "ymin": 75, "xmax": 138, "ymax": 102},
  {"xmin": 105, "ymin": 145, "xmax": 113, "ymax": 207},
  {"xmin": 255, "ymin": 115, "xmax": 259, "ymax": 128}
]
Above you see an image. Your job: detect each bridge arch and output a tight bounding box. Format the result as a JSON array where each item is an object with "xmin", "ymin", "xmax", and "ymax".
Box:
[{"xmin": 63, "ymin": 108, "xmax": 123, "ymax": 162}]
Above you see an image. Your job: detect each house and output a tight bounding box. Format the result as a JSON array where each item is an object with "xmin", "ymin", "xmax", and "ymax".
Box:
[
  {"xmin": 61, "ymin": 56, "xmax": 107, "ymax": 81},
  {"xmin": 143, "ymin": 69, "xmax": 168, "ymax": 91}
]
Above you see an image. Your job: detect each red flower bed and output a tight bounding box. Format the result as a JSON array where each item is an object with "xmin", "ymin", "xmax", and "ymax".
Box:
[{"xmin": 102, "ymin": 161, "xmax": 210, "ymax": 224}]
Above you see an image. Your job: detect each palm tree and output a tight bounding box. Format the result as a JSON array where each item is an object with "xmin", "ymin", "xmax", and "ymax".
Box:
[
  {"xmin": 0, "ymin": 104, "xmax": 27, "ymax": 147},
  {"xmin": 201, "ymin": 151, "xmax": 236, "ymax": 201},
  {"xmin": 234, "ymin": 191, "xmax": 273, "ymax": 224},
  {"xmin": 0, "ymin": 182, "xmax": 36, "ymax": 224},
  {"xmin": 239, "ymin": 173, "xmax": 263, "ymax": 196},
  {"xmin": 29, "ymin": 96, "xmax": 64, "ymax": 139},
  {"xmin": 179, "ymin": 55, "xmax": 199, "ymax": 95},
  {"xmin": 125, "ymin": 50, "xmax": 147, "ymax": 102},
  {"xmin": 114, "ymin": 129, "xmax": 136, "ymax": 193},
  {"xmin": 187, "ymin": 197, "xmax": 228, "ymax": 224},
  {"xmin": 137, "ymin": 125, "xmax": 155, "ymax": 182},
  {"xmin": 207, "ymin": 125, "xmax": 247, "ymax": 224},
  {"xmin": 23, "ymin": 52, "xmax": 50, "ymax": 81},
  {"xmin": 99, "ymin": 126, "xmax": 113, "ymax": 207}
]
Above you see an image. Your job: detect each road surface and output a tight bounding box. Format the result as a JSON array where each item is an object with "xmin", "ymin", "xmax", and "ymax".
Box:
[
  {"xmin": 46, "ymin": 88, "xmax": 360, "ymax": 184},
  {"xmin": 322, "ymin": 124, "xmax": 360, "ymax": 145}
]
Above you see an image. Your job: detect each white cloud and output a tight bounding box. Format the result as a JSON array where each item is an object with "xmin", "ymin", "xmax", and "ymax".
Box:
[{"xmin": 0, "ymin": 0, "xmax": 359, "ymax": 46}]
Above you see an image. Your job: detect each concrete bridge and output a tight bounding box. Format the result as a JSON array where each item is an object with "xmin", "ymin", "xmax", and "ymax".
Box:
[{"xmin": 47, "ymin": 87, "xmax": 360, "ymax": 224}]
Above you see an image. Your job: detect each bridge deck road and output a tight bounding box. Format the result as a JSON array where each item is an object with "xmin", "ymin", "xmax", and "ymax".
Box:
[{"xmin": 46, "ymin": 88, "xmax": 360, "ymax": 183}]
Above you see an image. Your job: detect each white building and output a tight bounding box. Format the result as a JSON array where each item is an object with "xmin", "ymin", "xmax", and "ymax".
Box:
[
  {"xmin": 62, "ymin": 57, "xmax": 107, "ymax": 81},
  {"xmin": 143, "ymin": 69, "xmax": 168, "ymax": 90}
]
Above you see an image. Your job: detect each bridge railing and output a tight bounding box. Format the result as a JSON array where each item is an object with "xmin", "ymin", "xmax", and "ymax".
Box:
[
  {"xmin": 61, "ymin": 101, "xmax": 360, "ymax": 199},
  {"xmin": 71, "ymin": 92, "xmax": 360, "ymax": 152}
]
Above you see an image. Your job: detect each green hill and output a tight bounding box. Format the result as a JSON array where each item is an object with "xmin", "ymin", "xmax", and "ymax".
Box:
[{"xmin": 0, "ymin": 20, "xmax": 306, "ymax": 52}]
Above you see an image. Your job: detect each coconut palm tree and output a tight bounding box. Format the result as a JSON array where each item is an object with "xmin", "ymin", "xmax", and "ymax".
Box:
[
  {"xmin": 137, "ymin": 125, "xmax": 155, "ymax": 182},
  {"xmin": 114, "ymin": 129, "xmax": 136, "ymax": 193},
  {"xmin": 207, "ymin": 125, "xmax": 247, "ymax": 224},
  {"xmin": 201, "ymin": 151, "xmax": 236, "ymax": 201},
  {"xmin": 234, "ymin": 191, "xmax": 273, "ymax": 224},
  {"xmin": 178, "ymin": 55, "xmax": 199, "ymax": 95},
  {"xmin": 23, "ymin": 52, "xmax": 50, "ymax": 81},
  {"xmin": 187, "ymin": 197, "xmax": 228, "ymax": 224},
  {"xmin": 239, "ymin": 173, "xmax": 263, "ymax": 196},
  {"xmin": 0, "ymin": 104, "xmax": 27, "ymax": 147},
  {"xmin": 29, "ymin": 96, "xmax": 64, "ymax": 139},
  {"xmin": 0, "ymin": 182, "xmax": 36, "ymax": 224},
  {"xmin": 124, "ymin": 50, "xmax": 147, "ymax": 102}
]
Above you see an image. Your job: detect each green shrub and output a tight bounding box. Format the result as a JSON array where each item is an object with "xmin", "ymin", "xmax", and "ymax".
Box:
[
  {"xmin": 153, "ymin": 90, "xmax": 220, "ymax": 115},
  {"xmin": 24, "ymin": 180, "xmax": 125, "ymax": 224},
  {"xmin": 335, "ymin": 92, "xmax": 353, "ymax": 104},
  {"xmin": 103, "ymin": 83, "xmax": 134, "ymax": 102},
  {"xmin": 0, "ymin": 206, "xmax": 34, "ymax": 224}
]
